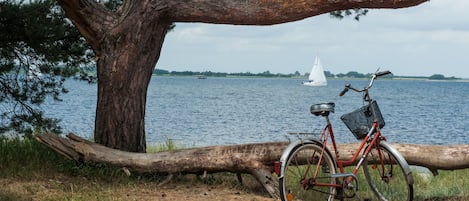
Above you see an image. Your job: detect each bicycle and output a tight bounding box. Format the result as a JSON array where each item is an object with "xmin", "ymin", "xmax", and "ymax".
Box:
[{"xmin": 276, "ymin": 70, "xmax": 414, "ymax": 201}]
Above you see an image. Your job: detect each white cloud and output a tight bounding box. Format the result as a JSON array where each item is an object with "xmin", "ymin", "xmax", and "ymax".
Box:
[{"xmin": 158, "ymin": 0, "xmax": 469, "ymax": 78}]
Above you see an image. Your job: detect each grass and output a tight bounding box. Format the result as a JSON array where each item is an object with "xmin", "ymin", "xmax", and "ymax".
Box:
[
  {"xmin": 146, "ymin": 137, "xmax": 181, "ymax": 153},
  {"xmin": 413, "ymin": 168, "xmax": 469, "ymax": 200},
  {"xmin": 0, "ymin": 136, "xmax": 186, "ymax": 180},
  {"xmin": 1, "ymin": 136, "xmax": 469, "ymax": 200},
  {"xmin": 354, "ymin": 166, "xmax": 469, "ymax": 200}
]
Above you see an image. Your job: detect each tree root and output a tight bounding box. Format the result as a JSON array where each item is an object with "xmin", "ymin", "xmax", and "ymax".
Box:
[
  {"xmin": 250, "ymin": 168, "xmax": 280, "ymax": 199},
  {"xmin": 157, "ymin": 173, "xmax": 174, "ymax": 187}
]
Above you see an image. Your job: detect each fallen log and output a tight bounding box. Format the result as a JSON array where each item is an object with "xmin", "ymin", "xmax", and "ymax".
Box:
[
  {"xmin": 36, "ymin": 133, "xmax": 469, "ymax": 198},
  {"xmin": 334, "ymin": 143, "xmax": 469, "ymax": 175},
  {"xmin": 36, "ymin": 133, "xmax": 285, "ymax": 198}
]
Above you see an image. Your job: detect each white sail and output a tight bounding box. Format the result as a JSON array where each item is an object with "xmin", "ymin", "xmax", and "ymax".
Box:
[{"xmin": 303, "ymin": 56, "xmax": 327, "ymax": 86}]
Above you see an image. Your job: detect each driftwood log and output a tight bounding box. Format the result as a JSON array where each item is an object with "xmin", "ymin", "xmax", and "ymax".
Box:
[{"xmin": 36, "ymin": 133, "xmax": 469, "ymax": 199}]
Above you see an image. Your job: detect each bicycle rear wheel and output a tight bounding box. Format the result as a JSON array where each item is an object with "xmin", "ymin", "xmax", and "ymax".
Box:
[
  {"xmin": 363, "ymin": 142, "xmax": 413, "ymax": 201},
  {"xmin": 279, "ymin": 141, "xmax": 337, "ymax": 201}
]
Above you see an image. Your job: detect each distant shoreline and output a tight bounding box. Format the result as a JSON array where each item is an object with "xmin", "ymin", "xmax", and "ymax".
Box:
[
  {"xmin": 153, "ymin": 68, "xmax": 467, "ymax": 81},
  {"xmin": 392, "ymin": 77, "xmax": 469, "ymax": 82},
  {"xmin": 153, "ymin": 74, "xmax": 469, "ymax": 82}
]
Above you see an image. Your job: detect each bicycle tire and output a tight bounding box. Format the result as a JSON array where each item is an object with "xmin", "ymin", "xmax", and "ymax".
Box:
[
  {"xmin": 279, "ymin": 141, "xmax": 337, "ymax": 201},
  {"xmin": 363, "ymin": 142, "xmax": 414, "ymax": 201}
]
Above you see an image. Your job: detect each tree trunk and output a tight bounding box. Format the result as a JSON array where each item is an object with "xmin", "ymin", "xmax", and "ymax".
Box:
[
  {"xmin": 93, "ymin": 22, "xmax": 168, "ymax": 152},
  {"xmin": 36, "ymin": 133, "xmax": 469, "ymax": 198},
  {"xmin": 57, "ymin": 0, "xmax": 172, "ymax": 152}
]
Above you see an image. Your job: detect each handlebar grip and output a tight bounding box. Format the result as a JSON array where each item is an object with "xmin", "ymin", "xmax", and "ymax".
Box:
[
  {"xmin": 375, "ymin": 70, "xmax": 391, "ymax": 77},
  {"xmin": 339, "ymin": 84, "xmax": 350, "ymax": 96}
]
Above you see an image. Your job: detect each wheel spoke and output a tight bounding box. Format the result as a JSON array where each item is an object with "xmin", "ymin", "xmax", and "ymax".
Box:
[
  {"xmin": 279, "ymin": 142, "xmax": 337, "ymax": 201},
  {"xmin": 363, "ymin": 143, "xmax": 413, "ymax": 201}
]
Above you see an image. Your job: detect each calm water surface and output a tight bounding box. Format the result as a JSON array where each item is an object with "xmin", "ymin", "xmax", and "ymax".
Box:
[{"xmin": 44, "ymin": 77, "xmax": 469, "ymax": 147}]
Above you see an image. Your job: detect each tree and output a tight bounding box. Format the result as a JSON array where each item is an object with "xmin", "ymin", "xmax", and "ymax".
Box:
[
  {"xmin": 0, "ymin": 0, "xmax": 94, "ymax": 137},
  {"xmin": 293, "ymin": 71, "xmax": 301, "ymax": 77},
  {"xmin": 345, "ymin": 71, "xmax": 366, "ymax": 78},
  {"xmin": 56, "ymin": 0, "xmax": 428, "ymax": 152},
  {"xmin": 324, "ymin": 70, "xmax": 334, "ymax": 78},
  {"xmin": 429, "ymin": 74, "xmax": 445, "ymax": 80}
]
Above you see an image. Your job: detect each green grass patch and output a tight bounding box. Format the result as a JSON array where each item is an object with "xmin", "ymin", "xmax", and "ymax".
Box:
[
  {"xmin": 413, "ymin": 168, "xmax": 469, "ymax": 200},
  {"xmin": 0, "ymin": 136, "xmax": 70, "ymax": 177},
  {"xmin": 281, "ymin": 165, "xmax": 469, "ymax": 201},
  {"xmin": 146, "ymin": 137, "xmax": 184, "ymax": 153}
]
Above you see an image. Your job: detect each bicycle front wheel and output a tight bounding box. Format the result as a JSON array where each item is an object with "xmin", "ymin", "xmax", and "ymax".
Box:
[
  {"xmin": 363, "ymin": 142, "xmax": 413, "ymax": 201},
  {"xmin": 279, "ymin": 141, "xmax": 337, "ymax": 201}
]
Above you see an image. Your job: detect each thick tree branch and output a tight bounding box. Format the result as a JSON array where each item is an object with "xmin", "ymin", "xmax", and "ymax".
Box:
[
  {"xmin": 165, "ymin": 0, "xmax": 429, "ymax": 25},
  {"xmin": 56, "ymin": 0, "xmax": 117, "ymax": 50},
  {"xmin": 59, "ymin": 0, "xmax": 429, "ymax": 38},
  {"xmin": 36, "ymin": 133, "xmax": 469, "ymax": 174},
  {"xmin": 36, "ymin": 133, "xmax": 284, "ymax": 173}
]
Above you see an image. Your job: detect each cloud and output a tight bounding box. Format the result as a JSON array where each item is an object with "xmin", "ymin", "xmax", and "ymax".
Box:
[{"xmin": 158, "ymin": 0, "xmax": 469, "ymax": 78}]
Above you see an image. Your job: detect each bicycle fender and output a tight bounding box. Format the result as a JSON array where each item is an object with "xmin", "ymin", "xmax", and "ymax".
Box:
[
  {"xmin": 278, "ymin": 139, "xmax": 324, "ymax": 179},
  {"xmin": 379, "ymin": 141, "xmax": 414, "ymax": 184}
]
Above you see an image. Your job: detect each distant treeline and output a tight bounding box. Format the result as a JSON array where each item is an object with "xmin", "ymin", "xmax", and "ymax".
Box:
[
  {"xmin": 154, "ymin": 69, "xmax": 297, "ymax": 78},
  {"xmin": 153, "ymin": 69, "xmax": 460, "ymax": 80}
]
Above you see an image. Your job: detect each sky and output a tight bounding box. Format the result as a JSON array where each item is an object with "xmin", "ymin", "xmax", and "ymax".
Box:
[{"xmin": 156, "ymin": 0, "xmax": 469, "ymax": 78}]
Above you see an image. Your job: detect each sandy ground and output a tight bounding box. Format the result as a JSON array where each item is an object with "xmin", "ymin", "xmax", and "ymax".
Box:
[
  {"xmin": 0, "ymin": 174, "xmax": 276, "ymax": 201},
  {"xmin": 1, "ymin": 174, "xmax": 467, "ymax": 201}
]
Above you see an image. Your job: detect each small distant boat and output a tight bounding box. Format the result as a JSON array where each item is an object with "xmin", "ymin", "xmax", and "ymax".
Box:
[
  {"xmin": 197, "ymin": 75, "xmax": 207, "ymax": 79},
  {"xmin": 303, "ymin": 56, "xmax": 327, "ymax": 86}
]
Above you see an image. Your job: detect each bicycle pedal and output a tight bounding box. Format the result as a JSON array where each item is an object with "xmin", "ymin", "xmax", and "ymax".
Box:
[{"xmin": 332, "ymin": 186, "xmax": 343, "ymax": 199}]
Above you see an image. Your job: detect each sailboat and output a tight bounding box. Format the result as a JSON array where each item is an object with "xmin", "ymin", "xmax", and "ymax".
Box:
[{"xmin": 302, "ymin": 56, "xmax": 327, "ymax": 86}]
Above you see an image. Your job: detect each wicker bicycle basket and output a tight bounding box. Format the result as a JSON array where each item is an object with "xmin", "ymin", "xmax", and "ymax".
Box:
[{"xmin": 340, "ymin": 100, "xmax": 385, "ymax": 139}]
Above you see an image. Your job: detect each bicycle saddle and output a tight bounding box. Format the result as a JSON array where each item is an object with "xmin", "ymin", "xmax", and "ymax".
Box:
[{"xmin": 310, "ymin": 102, "xmax": 335, "ymax": 116}]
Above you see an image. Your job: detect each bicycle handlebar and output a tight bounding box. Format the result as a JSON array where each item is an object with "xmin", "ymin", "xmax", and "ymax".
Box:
[
  {"xmin": 375, "ymin": 70, "xmax": 391, "ymax": 77},
  {"xmin": 339, "ymin": 70, "xmax": 391, "ymax": 96},
  {"xmin": 338, "ymin": 84, "xmax": 350, "ymax": 96}
]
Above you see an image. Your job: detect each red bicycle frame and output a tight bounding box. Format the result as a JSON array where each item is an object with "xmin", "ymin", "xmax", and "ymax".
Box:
[{"xmin": 312, "ymin": 119, "xmax": 387, "ymax": 189}]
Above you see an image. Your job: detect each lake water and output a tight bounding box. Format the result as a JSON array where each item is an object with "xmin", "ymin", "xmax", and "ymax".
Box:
[{"xmin": 43, "ymin": 76, "xmax": 469, "ymax": 147}]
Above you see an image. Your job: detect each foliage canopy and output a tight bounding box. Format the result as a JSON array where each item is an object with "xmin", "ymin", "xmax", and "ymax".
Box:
[{"xmin": 0, "ymin": 0, "xmax": 94, "ymax": 137}]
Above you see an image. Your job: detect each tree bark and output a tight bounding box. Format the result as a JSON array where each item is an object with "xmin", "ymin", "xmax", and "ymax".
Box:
[
  {"xmin": 36, "ymin": 133, "xmax": 469, "ymax": 198},
  {"xmin": 56, "ymin": 0, "xmax": 428, "ymax": 152},
  {"xmin": 92, "ymin": 15, "xmax": 170, "ymax": 152},
  {"xmin": 169, "ymin": 0, "xmax": 428, "ymax": 25},
  {"xmin": 58, "ymin": 0, "xmax": 172, "ymax": 152}
]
